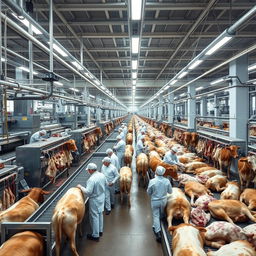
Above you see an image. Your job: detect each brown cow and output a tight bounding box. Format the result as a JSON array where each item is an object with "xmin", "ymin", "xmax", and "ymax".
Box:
[
  {"xmin": 126, "ymin": 132, "xmax": 133, "ymax": 145},
  {"xmin": 0, "ymin": 188, "xmax": 50, "ymax": 223},
  {"xmin": 183, "ymin": 132, "xmax": 191, "ymax": 147},
  {"xmin": 120, "ymin": 167, "xmax": 132, "ymax": 207},
  {"xmin": 238, "ymin": 156, "xmax": 256, "ymax": 189},
  {"xmin": 240, "ymin": 188, "xmax": 256, "ymax": 210},
  {"xmin": 218, "ymin": 145, "xmax": 240, "ymax": 178},
  {"xmin": 136, "ymin": 153, "xmax": 149, "ymax": 186},
  {"xmin": 205, "ymin": 175, "xmax": 227, "ymax": 192},
  {"xmin": 149, "ymin": 151, "xmax": 178, "ymax": 180},
  {"xmin": 190, "ymin": 132, "xmax": 199, "ymax": 149},
  {"xmin": 0, "ymin": 231, "xmax": 44, "ymax": 256},
  {"xmin": 124, "ymin": 145, "xmax": 134, "ymax": 167},
  {"xmin": 52, "ymin": 187, "xmax": 85, "ymax": 256},
  {"xmin": 220, "ymin": 181, "xmax": 240, "ymax": 200}
]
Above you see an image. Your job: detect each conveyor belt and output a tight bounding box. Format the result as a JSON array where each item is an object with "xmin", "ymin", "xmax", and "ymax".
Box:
[
  {"xmin": 0, "ymin": 151, "xmax": 16, "ymax": 160},
  {"xmin": 107, "ymin": 130, "xmax": 119, "ymax": 139},
  {"xmin": 97, "ymin": 140, "xmax": 117, "ymax": 152}
]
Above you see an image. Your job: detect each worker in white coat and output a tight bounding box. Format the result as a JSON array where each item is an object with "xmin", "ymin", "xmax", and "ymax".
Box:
[
  {"xmin": 118, "ymin": 128, "xmax": 125, "ymax": 140},
  {"xmin": 137, "ymin": 130, "xmax": 146, "ymax": 143},
  {"xmin": 29, "ymin": 130, "xmax": 47, "ymax": 143},
  {"xmin": 77, "ymin": 163, "xmax": 107, "ymax": 241},
  {"xmin": 101, "ymin": 157, "xmax": 120, "ymax": 214},
  {"xmin": 121, "ymin": 124, "xmax": 128, "ymax": 137},
  {"xmin": 147, "ymin": 166, "xmax": 172, "ymax": 243},
  {"xmin": 136, "ymin": 135, "xmax": 147, "ymax": 156},
  {"xmin": 163, "ymin": 147, "xmax": 185, "ymax": 170},
  {"xmin": 113, "ymin": 135, "xmax": 126, "ymax": 168}
]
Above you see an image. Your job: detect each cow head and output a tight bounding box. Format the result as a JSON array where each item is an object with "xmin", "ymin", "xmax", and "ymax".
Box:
[
  {"xmin": 248, "ymin": 155, "xmax": 256, "ymax": 172},
  {"xmin": 226, "ymin": 145, "xmax": 240, "ymax": 158},
  {"xmin": 21, "ymin": 188, "xmax": 51, "ymax": 204}
]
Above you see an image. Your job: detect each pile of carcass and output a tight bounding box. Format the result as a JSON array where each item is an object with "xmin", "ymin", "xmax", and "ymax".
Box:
[
  {"xmin": 135, "ymin": 116, "xmax": 256, "ymax": 255},
  {"xmin": 82, "ymin": 128, "xmax": 102, "ymax": 153}
]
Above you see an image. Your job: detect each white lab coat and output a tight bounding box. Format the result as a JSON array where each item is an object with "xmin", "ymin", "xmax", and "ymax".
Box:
[
  {"xmin": 113, "ymin": 139, "xmax": 126, "ymax": 168},
  {"xmin": 136, "ymin": 139, "xmax": 146, "ymax": 156},
  {"xmin": 110, "ymin": 153, "xmax": 120, "ymax": 171},
  {"xmin": 122, "ymin": 126, "xmax": 128, "ymax": 137},
  {"xmin": 163, "ymin": 151, "xmax": 180, "ymax": 165},
  {"xmin": 30, "ymin": 131, "xmax": 44, "ymax": 143},
  {"xmin": 101, "ymin": 164, "xmax": 120, "ymax": 211},
  {"xmin": 80, "ymin": 171, "xmax": 107, "ymax": 238},
  {"xmin": 147, "ymin": 176, "xmax": 172, "ymax": 233},
  {"xmin": 119, "ymin": 131, "xmax": 125, "ymax": 140}
]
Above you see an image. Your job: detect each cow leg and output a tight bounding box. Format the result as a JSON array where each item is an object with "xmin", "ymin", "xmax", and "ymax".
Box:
[
  {"xmin": 242, "ymin": 207, "xmax": 256, "ymax": 222},
  {"xmin": 53, "ymin": 220, "xmax": 61, "ymax": 256},
  {"xmin": 227, "ymin": 164, "xmax": 231, "ymax": 179},
  {"xmin": 245, "ymin": 178, "xmax": 251, "ymax": 189},
  {"xmin": 187, "ymin": 191, "xmax": 195, "ymax": 206},
  {"xmin": 205, "ymin": 239, "xmax": 226, "ymax": 249},
  {"xmin": 69, "ymin": 229, "xmax": 79, "ymax": 256},
  {"xmin": 166, "ymin": 210, "xmax": 174, "ymax": 227},
  {"xmin": 183, "ymin": 209, "xmax": 190, "ymax": 224},
  {"xmin": 209, "ymin": 208, "xmax": 234, "ymax": 224},
  {"xmin": 120, "ymin": 192, "xmax": 123, "ymax": 204},
  {"xmin": 78, "ymin": 223, "xmax": 83, "ymax": 237},
  {"xmin": 128, "ymin": 193, "xmax": 131, "ymax": 207}
]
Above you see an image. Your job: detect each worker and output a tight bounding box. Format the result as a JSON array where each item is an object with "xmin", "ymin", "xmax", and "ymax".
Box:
[
  {"xmin": 121, "ymin": 124, "xmax": 128, "ymax": 137},
  {"xmin": 77, "ymin": 163, "xmax": 107, "ymax": 241},
  {"xmin": 163, "ymin": 147, "xmax": 185, "ymax": 171},
  {"xmin": 136, "ymin": 135, "xmax": 148, "ymax": 156},
  {"xmin": 113, "ymin": 135, "xmax": 126, "ymax": 168},
  {"xmin": 147, "ymin": 166, "xmax": 172, "ymax": 243},
  {"xmin": 101, "ymin": 157, "xmax": 120, "ymax": 214},
  {"xmin": 29, "ymin": 130, "xmax": 47, "ymax": 143},
  {"xmin": 118, "ymin": 128, "xmax": 125, "ymax": 140},
  {"xmin": 137, "ymin": 130, "xmax": 146, "ymax": 142}
]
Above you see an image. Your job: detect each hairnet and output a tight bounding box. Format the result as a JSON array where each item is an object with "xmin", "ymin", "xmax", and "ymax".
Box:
[
  {"xmin": 106, "ymin": 148, "xmax": 113, "ymax": 154},
  {"xmin": 102, "ymin": 157, "xmax": 111, "ymax": 163},
  {"xmin": 86, "ymin": 163, "xmax": 97, "ymax": 171},
  {"xmin": 156, "ymin": 166, "xmax": 166, "ymax": 176}
]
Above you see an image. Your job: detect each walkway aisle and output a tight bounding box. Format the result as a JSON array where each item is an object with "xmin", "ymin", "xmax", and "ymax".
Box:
[{"xmin": 79, "ymin": 129, "xmax": 163, "ymax": 256}]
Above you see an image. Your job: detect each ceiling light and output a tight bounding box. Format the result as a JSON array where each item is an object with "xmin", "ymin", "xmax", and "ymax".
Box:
[
  {"xmin": 174, "ymin": 97, "xmax": 178, "ymax": 100},
  {"xmin": 131, "ymin": 0, "xmax": 142, "ymax": 20},
  {"xmin": 84, "ymin": 72, "xmax": 94, "ymax": 79},
  {"xmin": 180, "ymin": 93, "xmax": 186, "ymax": 97},
  {"xmin": 164, "ymin": 85, "xmax": 170, "ymax": 91},
  {"xmin": 94, "ymin": 80, "xmax": 100, "ymax": 86},
  {"xmin": 70, "ymin": 88, "xmax": 80, "ymax": 92},
  {"xmin": 132, "ymin": 37, "xmax": 139, "ymax": 54},
  {"xmin": 1, "ymin": 57, "xmax": 6, "ymax": 62},
  {"xmin": 54, "ymin": 81, "xmax": 63, "ymax": 86},
  {"xmin": 132, "ymin": 80, "xmax": 136, "ymax": 86},
  {"xmin": 210, "ymin": 78, "xmax": 224, "ymax": 85},
  {"xmin": 248, "ymin": 64, "xmax": 256, "ymax": 71},
  {"xmin": 48, "ymin": 43, "xmax": 68, "ymax": 57},
  {"xmin": 188, "ymin": 60, "xmax": 203, "ymax": 70},
  {"xmin": 89, "ymin": 94, "xmax": 95, "ymax": 99},
  {"xmin": 71, "ymin": 61, "xmax": 83, "ymax": 70},
  {"xmin": 195, "ymin": 86, "xmax": 204, "ymax": 91},
  {"xmin": 18, "ymin": 66, "xmax": 38, "ymax": 75},
  {"xmin": 132, "ymin": 72, "xmax": 137, "ymax": 79},
  {"xmin": 205, "ymin": 36, "xmax": 232, "ymax": 56},
  {"xmin": 170, "ymin": 79, "xmax": 177, "ymax": 85},
  {"xmin": 208, "ymin": 93, "xmax": 214, "ymax": 96},
  {"xmin": 178, "ymin": 72, "xmax": 188, "ymax": 79},
  {"xmin": 12, "ymin": 13, "xmax": 42, "ymax": 34},
  {"xmin": 132, "ymin": 60, "xmax": 138, "ymax": 69}
]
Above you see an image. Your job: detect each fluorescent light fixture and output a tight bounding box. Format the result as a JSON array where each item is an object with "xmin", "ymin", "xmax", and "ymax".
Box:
[
  {"xmin": 89, "ymin": 94, "xmax": 95, "ymax": 99},
  {"xmin": 48, "ymin": 43, "xmax": 68, "ymax": 57},
  {"xmin": 170, "ymin": 79, "xmax": 177, "ymax": 85},
  {"xmin": 224, "ymin": 89, "xmax": 229, "ymax": 92},
  {"xmin": 18, "ymin": 66, "xmax": 38, "ymax": 75},
  {"xmin": 195, "ymin": 86, "xmax": 204, "ymax": 91},
  {"xmin": 12, "ymin": 13, "xmax": 42, "ymax": 34},
  {"xmin": 180, "ymin": 93, "xmax": 186, "ymax": 97},
  {"xmin": 1, "ymin": 57, "xmax": 6, "ymax": 62},
  {"xmin": 210, "ymin": 78, "xmax": 224, "ymax": 85},
  {"xmin": 132, "ymin": 80, "xmax": 136, "ymax": 86},
  {"xmin": 174, "ymin": 97, "xmax": 178, "ymax": 100},
  {"xmin": 178, "ymin": 71, "xmax": 188, "ymax": 79},
  {"xmin": 54, "ymin": 81, "xmax": 63, "ymax": 86},
  {"xmin": 132, "ymin": 87, "xmax": 136, "ymax": 91},
  {"xmin": 208, "ymin": 93, "xmax": 214, "ymax": 96},
  {"xmin": 94, "ymin": 80, "xmax": 100, "ymax": 86},
  {"xmin": 84, "ymin": 72, "xmax": 94, "ymax": 79},
  {"xmin": 131, "ymin": 0, "xmax": 142, "ymax": 20},
  {"xmin": 71, "ymin": 61, "xmax": 83, "ymax": 70},
  {"xmin": 205, "ymin": 36, "xmax": 232, "ymax": 56},
  {"xmin": 132, "ymin": 37, "xmax": 139, "ymax": 54},
  {"xmin": 132, "ymin": 72, "xmax": 137, "ymax": 79},
  {"xmin": 188, "ymin": 60, "xmax": 203, "ymax": 70},
  {"xmin": 164, "ymin": 85, "xmax": 170, "ymax": 91},
  {"xmin": 132, "ymin": 60, "xmax": 138, "ymax": 69},
  {"xmin": 248, "ymin": 64, "xmax": 256, "ymax": 71},
  {"xmin": 70, "ymin": 88, "xmax": 80, "ymax": 92}
]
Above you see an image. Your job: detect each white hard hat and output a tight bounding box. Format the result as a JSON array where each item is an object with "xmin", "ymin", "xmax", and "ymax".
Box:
[
  {"xmin": 86, "ymin": 163, "xmax": 97, "ymax": 171},
  {"xmin": 40, "ymin": 129, "xmax": 47, "ymax": 135},
  {"xmin": 106, "ymin": 148, "xmax": 113, "ymax": 154},
  {"xmin": 171, "ymin": 147, "xmax": 178, "ymax": 153},
  {"xmin": 118, "ymin": 128, "xmax": 123, "ymax": 132},
  {"xmin": 116, "ymin": 135, "xmax": 122, "ymax": 140},
  {"xmin": 102, "ymin": 157, "xmax": 111, "ymax": 163},
  {"xmin": 156, "ymin": 166, "xmax": 166, "ymax": 176}
]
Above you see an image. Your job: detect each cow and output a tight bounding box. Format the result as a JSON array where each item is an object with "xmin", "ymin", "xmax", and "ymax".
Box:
[
  {"xmin": 126, "ymin": 132, "xmax": 133, "ymax": 145},
  {"xmin": 184, "ymin": 181, "xmax": 213, "ymax": 205},
  {"xmin": 220, "ymin": 181, "xmax": 240, "ymax": 200},
  {"xmin": 120, "ymin": 167, "xmax": 132, "ymax": 207},
  {"xmin": 0, "ymin": 231, "xmax": 44, "ymax": 256},
  {"xmin": 240, "ymin": 188, "xmax": 256, "ymax": 210},
  {"xmin": 205, "ymin": 221, "xmax": 247, "ymax": 248},
  {"xmin": 149, "ymin": 151, "xmax": 178, "ymax": 180},
  {"xmin": 244, "ymin": 224, "xmax": 256, "ymax": 249},
  {"xmin": 197, "ymin": 170, "xmax": 224, "ymax": 178},
  {"xmin": 238, "ymin": 155, "xmax": 256, "ymax": 189},
  {"xmin": 183, "ymin": 132, "xmax": 191, "ymax": 147},
  {"xmin": 177, "ymin": 173, "xmax": 199, "ymax": 187},
  {"xmin": 205, "ymin": 175, "xmax": 227, "ymax": 192},
  {"xmin": 194, "ymin": 195, "xmax": 216, "ymax": 211},
  {"xmin": 169, "ymin": 224, "xmax": 207, "ymax": 256},
  {"xmin": 211, "ymin": 145, "xmax": 222, "ymax": 169},
  {"xmin": 190, "ymin": 132, "xmax": 199, "ymax": 150},
  {"xmin": 207, "ymin": 240, "xmax": 255, "ymax": 256},
  {"xmin": 218, "ymin": 145, "xmax": 240, "ymax": 178},
  {"xmin": 136, "ymin": 153, "xmax": 149, "ymax": 186},
  {"xmin": 166, "ymin": 188, "xmax": 191, "ymax": 227},
  {"xmin": 0, "ymin": 188, "xmax": 50, "ymax": 223},
  {"xmin": 185, "ymin": 162, "xmax": 209, "ymax": 173},
  {"xmin": 194, "ymin": 166, "xmax": 218, "ymax": 175},
  {"xmin": 52, "ymin": 187, "xmax": 85, "ymax": 256},
  {"xmin": 124, "ymin": 145, "xmax": 134, "ymax": 167},
  {"xmin": 208, "ymin": 199, "xmax": 256, "ymax": 224}
]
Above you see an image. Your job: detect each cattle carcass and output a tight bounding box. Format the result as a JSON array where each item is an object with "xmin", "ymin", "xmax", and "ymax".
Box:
[
  {"xmin": 52, "ymin": 187, "xmax": 85, "ymax": 256},
  {"xmin": 194, "ymin": 195, "xmax": 216, "ymax": 211},
  {"xmin": 244, "ymin": 224, "xmax": 256, "ymax": 249},
  {"xmin": 0, "ymin": 188, "xmax": 50, "ymax": 223},
  {"xmin": 177, "ymin": 173, "xmax": 199, "ymax": 187},
  {"xmin": 220, "ymin": 181, "xmax": 240, "ymax": 200},
  {"xmin": 169, "ymin": 224, "xmax": 207, "ymax": 256},
  {"xmin": 149, "ymin": 151, "xmax": 178, "ymax": 180},
  {"xmin": 126, "ymin": 133, "xmax": 133, "ymax": 145},
  {"xmin": 206, "ymin": 240, "xmax": 256, "ymax": 256},
  {"xmin": 218, "ymin": 145, "xmax": 240, "ymax": 178},
  {"xmin": 183, "ymin": 132, "xmax": 191, "ymax": 147},
  {"xmin": 190, "ymin": 206, "xmax": 211, "ymax": 227},
  {"xmin": 240, "ymin": 188, "xmax": 256, "ymax": 210},
  {"xmin": 205, "ymin": 175, "xmax": 227, "ymax": 192},
  {"xmin": 120, "ymin": 167, "xmax": 132, "ymax": 207},
  {"xmin": 136, "ymin": 153, "xmax": 148, "ymax": 186},
  {"xmin": 205, "ymin": 221, "xmax": 248, "ymax": 248},
  {"xmin": 185, "ymin": 181, "xmax": 213, "ymax": 205},
  {"xmin": 124, "ymin": 145, "xmax": 134, "ymax": 167},
  {"xmin": 194, "ymin": 166, "xmax": 218, "ymax": 175},
  {"xmin": 0, "ymin": 231, "xmax": 44, "ymax": 256},
  {"xmin": 166, "ymin": 188, "xmax": 191, "ymax": 227},
  {"xmin": 185, "ymin": 162, "xmax": 209, "ymax": 173},
  {"xmin": 238, "ymin": 156, "xmax": 256, "ymax": 189},
  {"xmin": 208, "ymin": 199, "xmax": 256, "ymax": 224}
]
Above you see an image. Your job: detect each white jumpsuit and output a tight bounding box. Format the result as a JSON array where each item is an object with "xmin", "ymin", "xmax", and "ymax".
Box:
[
  {"xmin": 30, "ymin": 131, "xmax": 44, "ymax": 143},
  {"xmin": 113, "ymin": 139, "xmax": 126, "ymax": 168}
]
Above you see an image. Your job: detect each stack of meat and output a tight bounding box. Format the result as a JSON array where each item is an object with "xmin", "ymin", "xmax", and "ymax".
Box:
[{"xmin": 0, "ymin": 173, "xmax": 16, "ymax": 210}]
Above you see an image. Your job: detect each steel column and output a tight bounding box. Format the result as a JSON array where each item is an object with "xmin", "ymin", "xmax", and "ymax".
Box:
[{"xmin": 188, "ymin": 84, "xmax": 196, "ymax": 129}]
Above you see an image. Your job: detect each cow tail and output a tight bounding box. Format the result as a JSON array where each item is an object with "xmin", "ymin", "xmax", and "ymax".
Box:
[{"xmin": 57, "ymin": 212, "xmax": 64, "ymax": 243}]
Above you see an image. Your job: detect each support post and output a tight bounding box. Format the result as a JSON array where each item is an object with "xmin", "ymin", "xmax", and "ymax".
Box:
[{"xmin": 188, "ymin": 84, "xmax": 196, "ymax": 130}]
